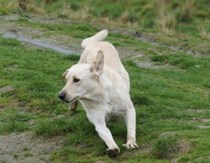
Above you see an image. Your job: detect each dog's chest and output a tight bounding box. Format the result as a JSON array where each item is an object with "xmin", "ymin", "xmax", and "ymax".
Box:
[
  {"xmin": 104, "ymin": 99, "xmax": 126, "ymax": 121},
  {"xmin": 106, "ymin": 96, "xmax": 127, "ymax": 114}
]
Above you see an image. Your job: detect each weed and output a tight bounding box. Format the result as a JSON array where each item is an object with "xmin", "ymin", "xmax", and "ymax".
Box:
[
  {"xmin": 198, "ymin": 23, "xmax": 210, "ymax": 40},
  {"xmin": 176, "ymin": 0, "xmax": 194, "ymax": 22},
  {"xmin": 156, "ymin": 0, "xmax": 176, "ymax": 34},
  {"xmin": 152, "ymin": 136, "xmax": 178, "ymax": 159}
]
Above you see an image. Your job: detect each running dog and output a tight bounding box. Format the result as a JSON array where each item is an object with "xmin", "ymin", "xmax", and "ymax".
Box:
[{"xmin": 58, "ymin": 29, "xmax": 138, "ymax": 156}]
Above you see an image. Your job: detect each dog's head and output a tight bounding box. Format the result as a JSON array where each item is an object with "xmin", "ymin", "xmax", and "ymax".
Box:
[{"xmin": 58, "ymin": 50, "xmax": 104, "ymax": 103}]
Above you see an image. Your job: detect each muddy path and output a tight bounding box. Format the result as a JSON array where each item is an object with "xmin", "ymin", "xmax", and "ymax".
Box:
[
  {"xmin": 1, "ymin": 14, "xmax": 208, "ymax": 59},
  {"xmin": 2, "ymin": 32, "xmax": 78, "ymax": 55},
  {"xmin": 0, "ymin": 15, "xmax": 82, "ymax": 55},
  {"xmin": 0, "ymin": 132, "xmax": 62, "ymax": 163},
  {"xmin": 0, "ymin": 15, "xmax": 140, "ymax": 59},
  {"xmin": 0, "ymin": 15, "xmax": 154, "ymax": 70}
]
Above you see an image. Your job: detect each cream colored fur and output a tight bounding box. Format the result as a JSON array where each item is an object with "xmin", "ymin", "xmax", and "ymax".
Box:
[{"xmin": 58, "ymin": 29, "xmax": 138, "ymax": 155}]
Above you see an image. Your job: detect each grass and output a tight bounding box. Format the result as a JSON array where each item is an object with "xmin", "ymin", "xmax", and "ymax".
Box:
[
  {"xmin": 152, "ymin": 136, "xmax": 178, "ymax": 159},
  {"xmin": 1, "ymin": 0, "xmax": 210, "ymax": 32},
  {"xmin": 0, "ymin": 109, "xmax": 32, "ymax": 133},
  {"xmin": 0, "ymin": 0, "xmax": 210, "ymax": 162},
  {"xmin": 5, "ymin": 11, "xmax": 209, "ymax": 58},
  {"xmin": 0, "ymin": 32, "xmax": 210, "ymax": 162}
]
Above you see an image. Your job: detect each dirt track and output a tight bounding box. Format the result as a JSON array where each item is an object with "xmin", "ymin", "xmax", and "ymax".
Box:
[{"xmin": 0, "ymin": 132, "xmax": 62, "ymax": 163}]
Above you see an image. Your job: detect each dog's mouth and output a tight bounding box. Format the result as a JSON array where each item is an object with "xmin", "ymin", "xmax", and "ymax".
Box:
[{"xmin": 65, "ymin": 96, "xmax": 79, "ymax": 103}]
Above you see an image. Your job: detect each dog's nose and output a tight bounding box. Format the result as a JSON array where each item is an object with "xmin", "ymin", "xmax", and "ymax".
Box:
[{"xmin": 58, "ymin": 92, "xmax": 65, "ymax": 100}]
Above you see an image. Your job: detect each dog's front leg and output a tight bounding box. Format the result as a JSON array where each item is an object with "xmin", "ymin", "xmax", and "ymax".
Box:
[
  {"xmin": 123, "ymin": 101, "xmax": 138, "ymax": 149},
  {"xmin": 88, "ymin": 114, "xmax": 120, "ymax": 157}
]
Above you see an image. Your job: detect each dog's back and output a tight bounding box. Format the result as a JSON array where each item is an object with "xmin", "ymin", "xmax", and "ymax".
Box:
[{"xmin": 79, "ymin": 30, "xmax": 130, "ymax": 88}]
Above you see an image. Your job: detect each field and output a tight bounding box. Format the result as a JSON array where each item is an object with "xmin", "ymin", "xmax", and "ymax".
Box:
[{"xmin": 0, "ymin": 0, "xmax": 210, "ymax": 162}]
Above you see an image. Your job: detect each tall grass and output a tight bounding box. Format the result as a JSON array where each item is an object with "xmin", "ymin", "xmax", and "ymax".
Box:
[
  {"xmin": 155, "ymin": 0, "xmax": 176, "ymax": 34},
  {"xmin": 1, "ymin": 0, "xmax": 209, "ymax": 35},
  {"xmin": 198, "ymin": 23, "xmax": 210, "ymax": 40},
  {"xmin": 57, "ymin": 3, "xmax": 90, "ymax": 19}
]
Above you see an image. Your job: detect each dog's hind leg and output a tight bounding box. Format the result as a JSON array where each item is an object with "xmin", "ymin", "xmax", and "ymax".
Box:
[
  {"xmin": 69, "ymin": 101, "xmax": 78, "ymax": 112},
  {"xmin": 123, "ymin": 100, "xmax": 138, "ymax": 149}
]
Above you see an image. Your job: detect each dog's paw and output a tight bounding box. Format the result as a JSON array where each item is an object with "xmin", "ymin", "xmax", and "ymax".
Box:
[
  {"xmin": 106, "ymin": 148, "xmax": 120, "ymax": 157},
  {"xmin": 123, "ymin": 138, "xmax": 138, "ymax": 149}
]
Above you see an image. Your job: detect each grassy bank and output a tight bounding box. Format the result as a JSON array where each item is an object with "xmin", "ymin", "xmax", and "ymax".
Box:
[
  {"xmin": 0, "ymin": 31, "xmax": 210, "ymax": 161},
  {"xmin": 0, "ymin": 0, "xmax": 210, "ymax": 162}
]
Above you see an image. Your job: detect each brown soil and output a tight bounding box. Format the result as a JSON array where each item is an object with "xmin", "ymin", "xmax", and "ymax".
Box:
[{"xmin": 0, "ymin": 132, "xmax": 63, "ymax": 163}]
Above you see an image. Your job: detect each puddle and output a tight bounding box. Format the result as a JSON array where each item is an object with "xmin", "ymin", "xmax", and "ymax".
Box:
[{"xmin": 2, "ymin": 32, "xmax": 79, "ymax": 55}]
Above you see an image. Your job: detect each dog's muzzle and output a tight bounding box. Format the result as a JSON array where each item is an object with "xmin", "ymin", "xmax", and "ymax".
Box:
[
  {"xmin": 58, "ymin": 92, "xmax": 79, "ymax": 103},
  {"xmin": 58, "ymin": 92, "xmax": 66, "ymax": 101}
]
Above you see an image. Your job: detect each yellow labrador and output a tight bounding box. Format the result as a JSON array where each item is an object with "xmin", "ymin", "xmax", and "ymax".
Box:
[{"xmin": 58, "ymin": 30, "xmax": 138, "ymax": 156}]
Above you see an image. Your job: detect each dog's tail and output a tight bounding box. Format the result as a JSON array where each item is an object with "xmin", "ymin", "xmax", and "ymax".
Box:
[{"xmin": 81, "ymin": 29, "xmax": 108, "ymax": 49}]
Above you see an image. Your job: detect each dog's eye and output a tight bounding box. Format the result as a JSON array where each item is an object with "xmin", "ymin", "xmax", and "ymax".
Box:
[{"xmin": 73, "ymin": 77, "xmax": 80, "ymax": 83}]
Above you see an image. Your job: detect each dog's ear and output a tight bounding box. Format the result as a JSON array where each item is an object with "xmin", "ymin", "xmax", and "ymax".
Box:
[
  {"xmin": 62, "ymin": 69, "xmax": 69, "ymax": 80},
  {"xmin": 90, "ymin": 50, "xmax": 104, "ymax": 76}
]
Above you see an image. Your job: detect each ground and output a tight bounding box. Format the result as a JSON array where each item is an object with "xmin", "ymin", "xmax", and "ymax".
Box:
[
  {"xmin": 0, "ymin": 4, "xmax": 210, "ymax": 162},
  {"xmin": 0, "ymin": 132, "xmax": 62, "ymax": 163}
]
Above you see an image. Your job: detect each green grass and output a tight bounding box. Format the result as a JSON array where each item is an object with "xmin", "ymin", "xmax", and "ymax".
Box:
[
  {"xmin": 6, "ymin": 13, "xmax": 209, "ymax": 59},
  {"xmin": 2, "ymin": 0, "xmax": 210, "ymax": 33},
  {"xmin": 0, "ymin": 33, "xmax": 210, "ymax": 162},
  {"xmin": 0, "ymin": 109, "xmax": 32, "ymax": 134},
  {"xmin": 0, "ymin": 0, "xmax": 210, "ymax": 161},
  {"xmin": 152, "ymin": 136, "xmax": 178, "ymax": 159}
]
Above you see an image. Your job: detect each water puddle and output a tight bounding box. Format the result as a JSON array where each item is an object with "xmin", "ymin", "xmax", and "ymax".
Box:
[{"xmin": 2, "ymin": 32, "xmax": 79, "ymax": 55}]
